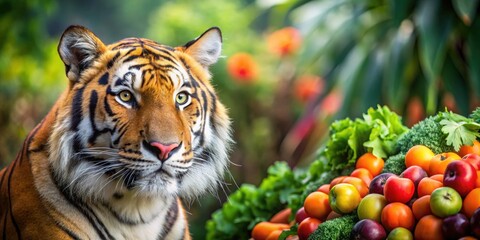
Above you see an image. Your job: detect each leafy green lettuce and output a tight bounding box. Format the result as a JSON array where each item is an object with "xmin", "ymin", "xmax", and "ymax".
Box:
[
  {"xmin": 322, "ymin": 105, "xmax": 408, "ymax": 171},
  {"xmin": 206, "ymin": 162, "xmax": 306, "ymax": 240}
]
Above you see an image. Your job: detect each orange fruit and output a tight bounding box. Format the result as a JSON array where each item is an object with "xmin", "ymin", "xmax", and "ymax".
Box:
[
  {"xmin": 429, "ymin": 152, "xmax": 460, "ymax": 175},
  {"xmin": 317, "ymin": 184, "xmax": 330, "ymax": 195},
  {"xmin": 405, "ymin": 145, "xmax": 435, "ymax": 172},
  {"xmin": 429, "ymin": 174, "xmax": 444, "ymax": 183},
  {"xmin": 458, "ymin": 140, "xmax": 480, "ymax": 157},
  {"xmin": 356, "ymin": 152, "xmax": 384, "ymax": 177},
  {"xmin": 341, "ymin": 176, "xmax": 369, "ymax": 198},
  {"xmin": 252, "ymin": 222, "xmax": 290, "ymax": 240},
  {"xmin": 414, "ymin": 215, "xmax": 444, "ymax": 240},
  {"xmin": 303, "ymin": 191, "xmax": 331, "ymax": 221},
  {"xmin": 412, "ymin": 195, "xmax": 432, "ymax": 220},
  {"xmin": 462, "ymin": 188, "xmax": 480, "ymax": 218},
  {"xmin": 350, "ymin": 168, "xmax": 373, "ymax": 186},
  {"xmin": 417, "ymin": 178, "xmax": 443, "ymax": 197},
  {"xmin": 381, "ymin": 202, "xmax": 415, "ymax": 231}
]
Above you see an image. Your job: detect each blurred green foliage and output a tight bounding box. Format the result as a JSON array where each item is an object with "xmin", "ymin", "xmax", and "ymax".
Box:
[
  {"xmin": 0, "ymin": 0, "xmax": 64, "ymax": 165},
  {"xmin": 288, "ymin": 0, "xmax": 480, "ymax": 118}
]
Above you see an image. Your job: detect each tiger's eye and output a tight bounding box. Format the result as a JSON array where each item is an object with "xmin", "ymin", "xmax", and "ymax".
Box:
[
  {"xmin": 176, "ymin": 92, "xmax": 189, "ymax": 105},
  {"xmin": 118, "ymin": 90, "xmax": 132, "ymax": 102}
]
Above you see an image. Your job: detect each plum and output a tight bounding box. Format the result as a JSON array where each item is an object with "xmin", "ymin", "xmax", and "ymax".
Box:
[
  {"xmin": 369, "ymin": 173, "xmax": 395, "ymax": 195},
  {"xmin": 442, "ymin": 213, "xmax": 470, "ymax": 239},
  {"xmin": 350, "ymin": 219, "xmax": 386, "ymax": 240}
]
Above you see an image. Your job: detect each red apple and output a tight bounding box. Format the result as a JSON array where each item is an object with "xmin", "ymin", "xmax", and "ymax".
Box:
[
  {"xmin": 401, "ymin": 165, "xmax": 428, "ymax": 188},
  {"xmin": 369, "ymin": 173, "xmax": 396, "ymax": 195},
  {"xmin": 443, "ymin": 160, "xmax": 477, "ymax": 197},
  {"xmin": 461, "ymin": 153, "xmax": 480, "ymax": 170},
  {"xmin": 295, "ymin": 207, "xmax": 309, "ymax": 224},
  {"xmin": 384, "ymin": 176, "xmax": 415, "ymax": 203},
  {"xmin": 298, "ymin": 217, "xmax": 321, "ymax": 240}
]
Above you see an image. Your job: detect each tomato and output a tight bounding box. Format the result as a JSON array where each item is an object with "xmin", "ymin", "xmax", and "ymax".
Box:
[
  {"xmin": 412, "ymin": 195, "xmax": 432, "ymax": 220},
  {"xmin": 458, "ymin": 140, "xmax": 480, "ymax": 157},
  {"xmin": 269, "ymin": 208, "xmax": 291, "ymax": 224},
  {"xmin": 341, "ymin": 176, "xmax": 369, "ymax": 198},
  {"xmin": 414, "ymin": 215, "xmax": 444, "ymax": 240},
  {"xmin": 356, "ymin": 153, "xmax": 384, "ymax": 177},
  {"xmin": 381, "ymin": 202, "xmax": 415, "ymax": 231},
  {"xmin": 303, "ymin": 191, "xmax": 331, "ymax": 220},
  {"xmin": 405, "ymin": 145, "xmax": 435, "ymax": 172},
  {"xmin": 251, "ymin": 221, "xmax": 290, "ymax": 240},
  {"xmin": 417, "ymin": 177, "xmax": 443, "ymax": 197},
  {"xmin": 350, "ymin": 168, "xmax": 373, "ymax": 186},
  {"xmin": 297, "ymin": 217, "xmax": 321, "ymax": 240},
  {"xmin": 462, "ymin": 188, "xmax": 480, "ymax": 218},
  {"xmin": 429, "ymin": 152, "xmax": 461, "ymax": 175}
]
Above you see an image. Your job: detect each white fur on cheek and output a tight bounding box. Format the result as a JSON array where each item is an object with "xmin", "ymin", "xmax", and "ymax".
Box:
[{"xmin": 179, "ymin": 105, "xmax": 232, "ymax": 200}]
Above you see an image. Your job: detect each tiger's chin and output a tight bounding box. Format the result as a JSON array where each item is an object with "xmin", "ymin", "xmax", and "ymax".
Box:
[{"xmin": 62, "ymin": 166, "xmax": 183, "ymax": 202}]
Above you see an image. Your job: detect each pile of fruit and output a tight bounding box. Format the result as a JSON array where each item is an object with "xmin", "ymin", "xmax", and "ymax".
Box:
[
  {"xmin": 206, "ymin": 106, "xmax": 480, "ymax": 240},
  {"xmin": 252, "ymin": 145, "xmax": 480, "ymax": 240}
]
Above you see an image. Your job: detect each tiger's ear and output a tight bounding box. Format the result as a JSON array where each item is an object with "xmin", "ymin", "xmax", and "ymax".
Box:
[
  {"xmin": 183, "ymin": 27, "xmax": 222, "ymax": 68},
  {"xmin": 58, "ymin": 25, "xmax": 106, "ymax": 82}
]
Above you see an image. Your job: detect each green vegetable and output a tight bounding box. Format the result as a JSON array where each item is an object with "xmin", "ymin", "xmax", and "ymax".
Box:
[
  {"xmin": 395, "ymin": 110, "xmax": 480, "ymax": 156},
  {"xmin": 469, "ymin": 107, "xmax": 480, "ymax": 124},
  {"xmin": 322, "ymin": 105, "xmax": 408, "ymax": 171},
  {"xmin": 205, "ymin": 162, "xmax": 306, "ymax": 240},
  {"xmin": 439, "ymin": 111, "xmax": 480, "ymax": 151},
  {"xmin": 383, "ymin": 153, "xmax": 406, "ymax": 175},
  {"xmin": 308, "ymin": 212, "xmax": 359, "ymax": 240},
  {"xmin": 206, "ymin": 106, "xmax": 408, "ymax": 239},
  {"xmin": 395, "ymin": 114, "xmax": 454, "ymax": 155}
]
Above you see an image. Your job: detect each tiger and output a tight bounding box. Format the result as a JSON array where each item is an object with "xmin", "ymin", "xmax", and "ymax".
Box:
[{"xmin": 0, "ymin": 25, "xmax": 232, "ymax": 240}]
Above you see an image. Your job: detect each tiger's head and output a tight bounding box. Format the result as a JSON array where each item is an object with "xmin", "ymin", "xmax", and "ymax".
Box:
[{"xmin": 48, "ymin": 26, "xmax": 232, "ymax": 202}]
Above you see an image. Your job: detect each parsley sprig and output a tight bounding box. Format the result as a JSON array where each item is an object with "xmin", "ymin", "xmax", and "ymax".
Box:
[{"xmin": 439, "ymin": 111, "xmax": 480, "ymax": 151}]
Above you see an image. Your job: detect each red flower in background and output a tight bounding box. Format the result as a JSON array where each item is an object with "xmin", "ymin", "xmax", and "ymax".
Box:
[
  {"xmin": 406, "ymin": 97, "xmax": 425, "ymax": 127},
  {"xmin": 443, "ymin": 92, "xmax": 457, "ymax": 112},
  {"xmin": 319, "ymin": 89, "xmax": 342, "ymax": 115},
  {"xmin": 294, "ymin": 75, "xmax": 324, "ymax": 104},
  {"xmin": 227, "ymin": 53, "xmax": 259, "ymax": 83},
  {"xmin": 267, "ymin": 27, "xmax": 302, "ymax": 57}
]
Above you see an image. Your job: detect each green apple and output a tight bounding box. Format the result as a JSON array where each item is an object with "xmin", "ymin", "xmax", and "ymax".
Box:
[
  {"xmin": 387, "ymin": 227, "xmax": 413, "ymax": 240},
  {"xmin": 329, "ymin": 183, "xmax": 361, "ymax": 214},
  {"xmin": 430, "ymin": 187, "xmax": 462, "ymax": 218},
  {"xmin": 357, "ymin": 193, "xmax": 387, "ymax": 222}
]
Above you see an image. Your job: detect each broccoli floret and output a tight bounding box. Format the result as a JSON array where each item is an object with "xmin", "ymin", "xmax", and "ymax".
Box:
[
  {"xmin": 469, "ymin": 107, "xmax": 480, "ymax": 124},
  {"xmin": 308, "ymin": 212, "xmax": 358, "ymax": 240},
  {"xmin": 383, "ymin": 153, "xmax": 406, "ymax": 175},
  {"xmin": 396, "ymin": 115, "xmax": 454, "ymax": 155}
]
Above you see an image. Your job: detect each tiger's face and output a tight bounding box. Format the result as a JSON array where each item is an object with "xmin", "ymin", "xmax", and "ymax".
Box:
[{"xmin": 48, "ymin": 26, "xmax": 231, "ymax": 202}]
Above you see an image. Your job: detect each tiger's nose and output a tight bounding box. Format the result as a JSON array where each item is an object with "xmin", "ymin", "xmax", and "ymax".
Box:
[{"xmin": 149, "ymin": 142, "xmax": 179, "ymax": 161}]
